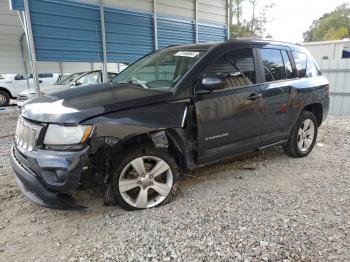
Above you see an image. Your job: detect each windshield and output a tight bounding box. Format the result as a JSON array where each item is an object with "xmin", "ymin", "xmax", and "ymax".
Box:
[
  {"xmin": 111, "ymin": 49, "xmax": 206, "ymax": 90},
  {"xmin": 55, "ymin": 73, "xmax": 83, "ymax": 85}
]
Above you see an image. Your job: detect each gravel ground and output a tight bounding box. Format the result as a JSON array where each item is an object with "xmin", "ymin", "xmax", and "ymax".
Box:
[{"xmin": 0, "ymin": 107, "xmax": 350, "ymax": 262}]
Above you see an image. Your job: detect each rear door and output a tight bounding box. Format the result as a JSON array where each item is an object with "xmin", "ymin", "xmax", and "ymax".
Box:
[
  {"xmin": 257, "ymin": 47, "xmax": 297, "ymax": 146},
  {"xmin": 38, "ymin": 73, "xmax": 55, "ymax": 85},
  {"xmin": 194, "ymin": 47, "xmax": 265, "ymax": 164}
]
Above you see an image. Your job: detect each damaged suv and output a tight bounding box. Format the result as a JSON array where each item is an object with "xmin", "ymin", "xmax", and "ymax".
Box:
[{"xmin": 11, "ymin": 40, "xmax": 329, "ymax": 210}]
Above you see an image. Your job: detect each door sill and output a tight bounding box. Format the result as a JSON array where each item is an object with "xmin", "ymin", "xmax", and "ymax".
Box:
[{"xmin": 257, "ymin": 140, "xmax": 287, "ymax": 150}]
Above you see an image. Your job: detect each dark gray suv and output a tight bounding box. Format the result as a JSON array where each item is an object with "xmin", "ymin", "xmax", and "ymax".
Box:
[{"xmin": 11, "ymin": 40, "xmax": 329, "ymax": 210}]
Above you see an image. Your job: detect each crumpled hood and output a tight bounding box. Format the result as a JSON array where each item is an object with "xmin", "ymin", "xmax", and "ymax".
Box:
[{"xmin": 22, "ymin": 83, "xmax": 173, "ymax": 124}]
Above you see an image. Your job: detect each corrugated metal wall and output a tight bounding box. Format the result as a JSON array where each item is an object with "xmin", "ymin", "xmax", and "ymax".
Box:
[
  {"xmin": 302, "ymin": 40, "xmax": 350, "ymax": 61},
  {"xmin": 30, "ymin": 0, "xmax": 103, "ymax": 62},
  {"xmin": 318, "ymin": 59, "xmax": 350, "ymax": 116},
  {"xmin": 10, "ymin": 0, "xmax": 228, "ymax": 64},
  {"xmin": 302, "ymin": 40, "xmax": 350, "ymax": 116},
  {"xmin": 83, "ymin": 0, "xmax": 228, "ymax": 24},
  {"xmin": 198, "ymin": 22, "xmax": 227, "ymax": 43},
  {"xmin": 157, "ymin": 16, "xmax": 195, "ymax": 48},
  {"xmin": 104, "ymin": 8, "xmax": 154, "ymax": 62}
]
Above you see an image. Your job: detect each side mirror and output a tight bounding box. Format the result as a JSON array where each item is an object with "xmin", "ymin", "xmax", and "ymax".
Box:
[
  {"xmin": 15, "ymin": 75, "xmax": 23, "ymax": 80},
  {"xmin": 199, "ymin": 76, "xmax": 226, "ymax": 92},
  {"xmin": 74, "ymin": 81, "xmax": 82, "ymax": 86}
]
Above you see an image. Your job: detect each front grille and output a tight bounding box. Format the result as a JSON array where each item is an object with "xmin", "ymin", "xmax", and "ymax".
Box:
[{"xmin": 15, "ymin": 116, "xmax": 42, "ymax": 151}]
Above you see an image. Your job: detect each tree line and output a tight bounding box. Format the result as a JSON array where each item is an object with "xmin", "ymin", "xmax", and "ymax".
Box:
[{"xmin": 228, "ymin": 1, "xmax": 350, "ymax": 42}]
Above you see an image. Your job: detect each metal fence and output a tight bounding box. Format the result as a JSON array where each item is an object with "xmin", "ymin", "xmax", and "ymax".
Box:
[
  {"xmin": 319, "ymin": 59, "xmax": 350, "ymax": 116},
  {"xmin": 302, "ymin": 40, "xmax": 350, "ymax": 116}
]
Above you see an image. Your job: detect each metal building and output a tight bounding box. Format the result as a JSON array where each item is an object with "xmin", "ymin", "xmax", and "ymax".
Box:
[
  {"xmin": 301, "ymin": 40, "xmax": 350, "ymax": 116},
  {"xmin": 5, "ymin": 0, "xmax": 229, "ymax": 92},
  {"xmin": 0, "ymin": 0, "xmax": 26, "ymax": 73}
]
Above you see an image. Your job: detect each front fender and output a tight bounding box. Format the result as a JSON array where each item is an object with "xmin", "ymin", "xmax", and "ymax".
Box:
[{"xmin": 83, "ymin": 100, "xmax": 188, "ymax": 141}]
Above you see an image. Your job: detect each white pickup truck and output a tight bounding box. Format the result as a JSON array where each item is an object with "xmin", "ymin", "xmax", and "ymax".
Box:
[{"xmin": 0, "ymin": 73, "xmax": 58, "ymax": 106}]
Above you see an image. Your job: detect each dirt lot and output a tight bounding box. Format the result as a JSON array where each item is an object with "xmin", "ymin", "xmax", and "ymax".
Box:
[{"xmin": 0, "ymin": 107, "xmax": 350, "ymax": 262}]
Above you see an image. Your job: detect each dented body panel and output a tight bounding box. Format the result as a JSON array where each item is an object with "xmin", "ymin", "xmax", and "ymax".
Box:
[{"xmin": 84, "ymin": 100, "xmax": 188, "ymax": 141}]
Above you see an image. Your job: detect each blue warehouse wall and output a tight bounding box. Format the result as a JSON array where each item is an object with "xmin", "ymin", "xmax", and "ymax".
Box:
[
  {"xmin": 157, "ymin": 16, "xmax": 195, "ymax": 49},
  {"xmin": 104, "ymin": 8, "xmax": 154, "ymax": 63},
  {"xmin": 10, "ymin": 0, "xmax": 227, "ymax": 63},
  {"xmin": 198, "ymin": 22, "xmax": 227, "ymax": 43},
  {"xmin": 29, "ymin": 0, "xmax": 103, "ymax": 62}
]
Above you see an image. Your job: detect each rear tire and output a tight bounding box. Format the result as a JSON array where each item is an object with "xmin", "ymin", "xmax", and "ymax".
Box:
[
  {"xmin": 0, "ymin": 90, "xmax": 10, "ymax": 107},
  {"xmin": 111, "ymin": 146, "xmax": 179, "ymax": 211},
  {"xmin": 283, "ymin": 111, "xmax": 318, "ymax": 158}
]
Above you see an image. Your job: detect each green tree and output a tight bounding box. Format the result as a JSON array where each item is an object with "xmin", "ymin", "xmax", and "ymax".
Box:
[
  {"xmin": 303, "ymin": 3, "xmax": 350, "ymax": 42},
  {"xmin": 229, "ymin": 0, "xmax": 274, "ymax": 39}
]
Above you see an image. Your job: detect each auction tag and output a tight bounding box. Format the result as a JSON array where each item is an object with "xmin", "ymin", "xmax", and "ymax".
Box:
[{"xmin": 174, "ymin": 51, "xmax": 200, "ymax": 58}]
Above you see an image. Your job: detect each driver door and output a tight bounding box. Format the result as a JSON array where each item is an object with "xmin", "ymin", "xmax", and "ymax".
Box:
[{"xmin": 194, "ymin": 48, "xmax": 265, "ymax": 164}]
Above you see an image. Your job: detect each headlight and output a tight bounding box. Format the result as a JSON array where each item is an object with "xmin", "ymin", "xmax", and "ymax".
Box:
[{"xmin": 44, "ymin": 124, "xmax": 93, "ymax": 145}]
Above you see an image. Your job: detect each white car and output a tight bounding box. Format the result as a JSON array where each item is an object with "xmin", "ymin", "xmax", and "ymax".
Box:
[
  {"xmin": 16, "ymin": 70, "xmax": 118, "ymax": 107},
  {"xmin": 0, "ymin": 73, "xmax": 58, "ymax": 107}
]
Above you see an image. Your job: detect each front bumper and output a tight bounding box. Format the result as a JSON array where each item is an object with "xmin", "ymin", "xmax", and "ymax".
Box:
[{"xmin": 10, "ymin": 145, "xmax": 89, "ymax": 209}]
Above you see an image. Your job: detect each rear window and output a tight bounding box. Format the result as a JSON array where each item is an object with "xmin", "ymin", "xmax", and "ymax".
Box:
[
  {"xmin": 292, "ymin": 51, "xmax": 321, "ymax": 78},
  {"xmin": 306, "ymin": 56, "xmax": 322, "ymax": 78},
  {"xmin": 292, "ymin": 51, "xmax": 307, "ymax": 77}
]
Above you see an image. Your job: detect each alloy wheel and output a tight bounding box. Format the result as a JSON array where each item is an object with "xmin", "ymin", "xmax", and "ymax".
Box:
[
  {"xmin": 118, "ymin": 156, "xmax": 173, "ymax": 209},
  {"xmin": 297, "ymin": 119, "xmax": 315, "ymax": 152},
  {"xmin": 0, "ymin": 93, "xmax": 6, "ymax": 105}
]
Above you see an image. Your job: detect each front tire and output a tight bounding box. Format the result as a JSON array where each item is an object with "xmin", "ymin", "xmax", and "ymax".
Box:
[
  {"xmin": 111, "ymin": 147, "xmax": 179, "ymax": 211},
  {"xmin": 0, "ymin": 90, "xmax": 10, "ymax": 107},
  {"xmin": 283, "ymin": 111, "xmax": 318, "ymax": 158}
]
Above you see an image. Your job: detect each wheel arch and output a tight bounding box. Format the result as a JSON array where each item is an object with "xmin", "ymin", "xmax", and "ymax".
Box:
[
  {"xmin": 302, "ymin": 103, "xmax": 323, "ymax": 126},
  {"xmin": 0, "ymin": 87, "xmax": 13, "ymax": 98},
  {"xmin": 101, "ymin": 128, "xmax": 192, "ymax": 172}
]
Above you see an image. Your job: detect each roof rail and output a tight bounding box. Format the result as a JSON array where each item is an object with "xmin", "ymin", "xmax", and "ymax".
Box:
[{"xmin": 231, "ymin": 37, "xmax": 297, "ymax": 46}]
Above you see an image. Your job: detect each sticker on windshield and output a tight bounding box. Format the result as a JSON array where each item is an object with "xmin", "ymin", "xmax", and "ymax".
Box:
[{"xmin": 174, "ymin": 51, "xmax": 200, "ymax": 58}]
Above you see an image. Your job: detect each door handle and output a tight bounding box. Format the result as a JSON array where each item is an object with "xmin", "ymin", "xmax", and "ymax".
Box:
[
  {"xmin": 247, "ymin": 93, "xmax": 262, "ymax": 100},
  {"xmin": 39, "ymin": 80, "xmax": 43, "ymax": 84}
]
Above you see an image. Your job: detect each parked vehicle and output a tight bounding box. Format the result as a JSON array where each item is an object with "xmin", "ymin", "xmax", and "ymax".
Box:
[
  {"xmin": 11, "ymin": 40, "xmax": 329, "ymax": 210},
  {"xmin": 16, "ymin": 70, "xmax": 118, "ymax": 107},
  {"xmin": 0, "ymin": 73, "xmax": 58, "ymax": 106}
]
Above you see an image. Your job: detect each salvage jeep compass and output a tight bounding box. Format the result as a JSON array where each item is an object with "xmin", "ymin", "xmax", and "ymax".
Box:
[{"xmin": 11, "ymin": 40, "xmax": 329, "ymax": 210}]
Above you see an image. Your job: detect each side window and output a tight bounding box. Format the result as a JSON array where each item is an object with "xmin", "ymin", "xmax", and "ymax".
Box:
[
  {"xmin": 281, "ymin": 50, "xmax": 294, "ymax": 79},
  {"xmin": 292, "ymin": 51, "xmax": 307, "ymax": 78},
  {"xmin": 38, "ymin": 73, "xmax": 53, "ymax": 78},
  {"xmin": 15, "ymin": 74, "xmax": 32, "ymax": 80},
  {"xmin": 203, "ymin": 48, "xmax": 256, "ymax": 89},
  {"xmin": 77, "ymin": 71, "xmax": 100, "ymax": 85},
  {"xmin": 108, "ymin": 73, "xmax": 118, "ymax": 80},
  {"xmin": 306, "ymin": 55, "xmax": 322, "ymax": 78},
  {"xmin": 260, "ymin": 49, "xmax": 286, "ymax": 82}
]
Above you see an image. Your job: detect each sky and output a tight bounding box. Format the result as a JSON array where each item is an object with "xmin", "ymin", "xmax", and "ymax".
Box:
[{"xmin": 241, "ymin": 0, "xmax": 349, "ymax": 43}]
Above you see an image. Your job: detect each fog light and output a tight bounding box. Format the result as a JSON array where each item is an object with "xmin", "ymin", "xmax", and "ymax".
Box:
[{"xmin": 56, "ymin": 170, "xmax": 66, "ymax": 183}]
